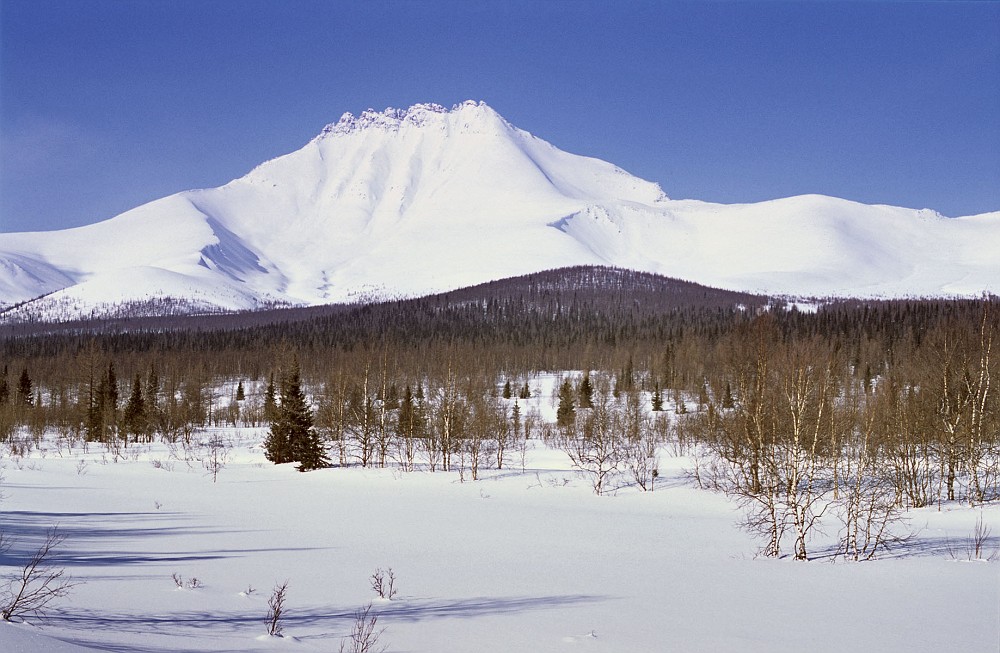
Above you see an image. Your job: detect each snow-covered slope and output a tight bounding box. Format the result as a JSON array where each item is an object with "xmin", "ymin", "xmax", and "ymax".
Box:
[{"xmin": 1, "ymin": 101, "xmax": 997, "ymax": 320}]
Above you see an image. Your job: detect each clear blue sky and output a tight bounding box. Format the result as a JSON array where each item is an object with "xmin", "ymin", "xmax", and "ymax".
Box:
[{"xmin": 2, "ymin": 0, "xmax": 998, "ymax": 233}]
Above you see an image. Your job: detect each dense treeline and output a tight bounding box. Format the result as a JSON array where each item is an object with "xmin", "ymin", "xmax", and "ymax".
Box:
[
  {"xmin": 0, "ymin": 267, "xmax": 767, "ymax": 383},
  {"xmin": 1, "ymin": 267, "xmax": 997, "ymax": 559}
]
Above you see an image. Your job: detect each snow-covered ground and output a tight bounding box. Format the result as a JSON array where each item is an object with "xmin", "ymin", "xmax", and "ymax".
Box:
[{"xmin": 1, "ymin": 422, "xmax": 997, "ymax": 652}]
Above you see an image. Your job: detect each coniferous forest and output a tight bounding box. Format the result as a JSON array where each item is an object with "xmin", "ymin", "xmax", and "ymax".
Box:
[{"xmin": 1, "ymin": 266, "xmax": 998, "ymax": 560}]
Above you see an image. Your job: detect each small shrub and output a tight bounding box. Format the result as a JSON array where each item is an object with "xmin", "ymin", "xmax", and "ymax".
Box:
[
  {"xmin": 340, "ymin": 602, "xmax": 386, "ymax": 653},
  {"xmin": 266, "ymin": 580, "xmax": 289, "ymax": 637},
  {"xmin": 1, "ymin": 528, "xmax": 80, "ymax": 623},
  {"xmin": 369, "ymin": 567, "xmax": 397, "ymax": 600}
]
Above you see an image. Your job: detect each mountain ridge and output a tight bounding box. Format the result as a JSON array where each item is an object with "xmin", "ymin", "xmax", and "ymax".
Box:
[{"xmin": 1, "ymin": 100, "xmax": 998, "ymax": 321}]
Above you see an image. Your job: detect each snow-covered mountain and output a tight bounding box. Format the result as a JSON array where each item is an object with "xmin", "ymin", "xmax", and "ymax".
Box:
[{"xmin": 1, "ymin": 100, "xmax": 998, "ymax": 320}]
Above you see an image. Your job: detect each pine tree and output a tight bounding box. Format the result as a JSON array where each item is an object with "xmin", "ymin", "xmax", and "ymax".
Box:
[
  {"xmin": 235, "ymin": 380, "xmax": 245, "ymax": 402},
  {"xmin": 502, "ymin": 380, "xmax": 512, "ymax": 400},
  {"xmin": 518, "ymin": 381, "xmax": 531, "ymax": 399}
]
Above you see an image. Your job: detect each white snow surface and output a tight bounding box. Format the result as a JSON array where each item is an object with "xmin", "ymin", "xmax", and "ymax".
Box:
[
  {"xmin": 0, "ymin": 383, "xmax": 997, "ymax": 652},
  {"xmin": 2, "ymin": 100, "xmax": 998, "ymax": 318}
]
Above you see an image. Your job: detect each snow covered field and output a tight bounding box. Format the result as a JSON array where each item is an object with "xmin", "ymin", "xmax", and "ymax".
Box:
[{"xmin": 2, "ymin": 420, "xmax": 997, "ymax": 653}]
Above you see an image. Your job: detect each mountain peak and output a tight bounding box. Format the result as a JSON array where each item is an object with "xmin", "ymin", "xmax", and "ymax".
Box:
[
  {"xmin": 2, "ymin": 98, "xmax": 997, "ymax": 320},
  {"xmin": 318, "ymin": 100, "xmax": 505, "ymax": 137}
]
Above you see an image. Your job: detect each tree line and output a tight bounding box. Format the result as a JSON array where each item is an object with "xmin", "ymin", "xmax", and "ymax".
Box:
[{"xmin": 1, "ymin": 267, "xmax": 997, "ymax": 559}]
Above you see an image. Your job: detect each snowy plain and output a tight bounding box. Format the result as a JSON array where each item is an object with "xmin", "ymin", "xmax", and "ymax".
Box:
[{"xmin": 1, "ymin": 380, "xmax": 997, "ymax": 653}]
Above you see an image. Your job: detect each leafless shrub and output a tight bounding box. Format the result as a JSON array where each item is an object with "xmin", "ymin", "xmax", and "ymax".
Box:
[
  {"xmin": 1, "ymin": 527, "xmax": 80, "ymax": 623},
  {"xmin": 202, "ymin": 435, "xmax": 230, "ymax": 483},
  {"xmin": 171, "ymin": 573, "xmax": 202, "ymax": 589},
  {"xmin": 970, "ymin": 514, "xmax": 995, "ymax": 560},
  {"xmin": 339, "ymin": 602, "xmax": 387, "ymax": 653},
  {"xmin": 952, "ymin": 513, "xmax": 998, "ymax": 561},
  {"xmin": 266, "ymin": 580, "xmax": 289, "ymax": 636},
  {"xmin": 150, "ymin": 459, "xmax": 174, "ymax": 472},
  {"xmin": 370, "ymin": 567, "xmax": 397, "ymax": 600}
]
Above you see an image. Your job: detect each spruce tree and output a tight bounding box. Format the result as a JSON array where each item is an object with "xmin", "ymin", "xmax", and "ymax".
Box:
[
  {"xmin": 556, "ymin": 378, "xmax": 576, "ymax": 428},
  {"xmin": 264, "ymin": 372, "xmax": 295, "ymax": 464},
  {"xmin": 265, "ymin": 363, "xmax": 328, "ymax": 471},
  {"xmin": 398, "ymin": 385, "xmax": 416, "ymax": 438},
  {"xmin": 578, "ymin": 373, "xmax": 593, "ymax": 409},
  {"xmin": 122, "ymin": 373, "xmax": 146, "ymax": 443},
  {"xmin": 16, "ymin": 368, "xmax": 33, "ymax": 407},
  {"xmin": 263, "ymin": 373, "xmax": 278, "ymax": 423},
  {"xmin": 721, "ymin": 381, "xmax": 735, "ymax": 409}
]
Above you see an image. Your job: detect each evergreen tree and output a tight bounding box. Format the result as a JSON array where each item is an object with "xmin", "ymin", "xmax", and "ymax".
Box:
[
  {"xmin": 502, "ymin": 380, "xmax": 512, "ymax": 400},
  {"xmin": 265, "ymin": 363, "xmax": 328, "ymax": 471},
  {"xmin": 95, "ymin": 362, "xmax": 119, "ymax": 435},
  {"xmin": 518, "ymin": 381, "xmax": 531, "ymax": 399},
  {"xmin": 122, "ymin": 373, "xmax": 146, "ymax": 443},
  {"xmin": 0, "ymin": 376, "xmax": 8, "ymax": 405},
  {"xmin": 144, "ymin": 364, "xmax": 160, "ymax": 434},
  {"xmin": 384, "ymin": 382, "xmax": 400, "ymax": 410},
  {"xmin": 16, "ymin": 368, "xmax": 33, "ymax": 407},
  {"xmin": 578, "ymin": 372, "xmax": 594, "ymax": 409},
  {"xmin": 556, "ymin": 378, "xmax": 576, "ymax": 428},
  {"xmin": 235, "ymin": 380, "xmax": 245, "ymax": 402},
  {"xmin": 398, "ymin": 385, "xmax": 422, "ymax": 439},
  {"xmin": 721, "ymin": 381, "xmax": 735, "ymax": 409},
  {"xmin": 651, "ymin": 381, "xmax": 664, "ymax": 412},
  {"xmin": 263, "ymin": 373, "xmax": 278, "ymax": 423},
  {"xmin": 105, "ymin": 362, "xmax": 118, "ymax": 412}
]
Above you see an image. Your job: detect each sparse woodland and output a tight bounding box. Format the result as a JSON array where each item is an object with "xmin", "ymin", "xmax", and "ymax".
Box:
[{"xmin": 1, "ymin": 267, "xmax": 998, "ymax": 561}]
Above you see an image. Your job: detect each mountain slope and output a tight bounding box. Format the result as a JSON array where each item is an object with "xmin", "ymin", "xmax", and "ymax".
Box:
[{"xmin": 1, "ymin": 101, "xmax": 997, "ymax": 320}]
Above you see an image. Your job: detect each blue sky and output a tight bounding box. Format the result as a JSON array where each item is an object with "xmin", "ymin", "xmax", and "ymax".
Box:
[{"xmin": 1, "ymin": 0, "xmax": 998, "ymax": 233}]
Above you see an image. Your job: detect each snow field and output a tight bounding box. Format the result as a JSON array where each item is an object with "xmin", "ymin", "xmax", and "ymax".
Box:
[{"xmin": 1, "ymin": 421, "xmax": 998, "ymax": 653}]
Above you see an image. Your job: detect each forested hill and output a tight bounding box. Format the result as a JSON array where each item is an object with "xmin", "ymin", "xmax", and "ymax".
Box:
[
  {"xmin": 1, "ymin": 265, "xmax": 766, "ymax": 380},
  {"xmin": 2, "ymin": 265, "xmax": 994, "ymax": 392},
  {"xmin": 1, "ymin": 266, "xmax": 767, "ymax": 339}
]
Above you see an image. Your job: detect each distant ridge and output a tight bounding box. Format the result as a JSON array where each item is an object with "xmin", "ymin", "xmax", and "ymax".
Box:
[
  {"xmin": 0, "ymin": 266, "xmax": 769, "ymax": 337},
  {"xmin": 1, "ymin": 101, "xmax": 998, "ymax": 322}
]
